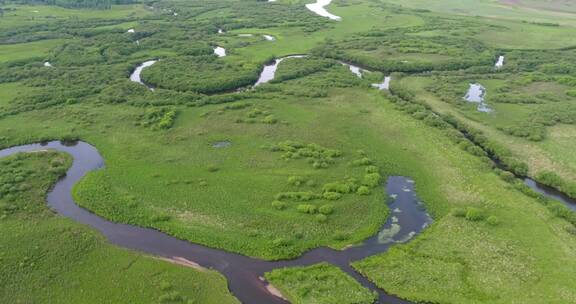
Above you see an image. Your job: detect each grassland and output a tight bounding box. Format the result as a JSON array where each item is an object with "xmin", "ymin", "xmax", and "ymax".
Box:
[
  {"xmin": 0, "ymin": 151, "xmax": 238, "ymax": 304},
  {"xmin": 1, "ymin": 0, "xmax": 576, "ymax": 303},
  {"xmin": 0, "ymin": 39, "xmax": 64, "ymax": 63},
  {"xmin": 396, "ymin": 65, "xmax": 576, "ymax": 197},
  {"xmin": 265, "ymin": 263, "xmax": 376, "ymax": 304},
  {"xmin": 0, "ymin": 4, "xmax": 149, "ymax": 30},
  {"xmin": 383, "ymin": 0, "xmax": 576, "ymax": 26}
]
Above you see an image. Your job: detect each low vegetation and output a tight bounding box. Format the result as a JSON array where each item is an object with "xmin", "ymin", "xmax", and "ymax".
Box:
[
  {"xmin": 0, "ymin": 151, "xmax": 238, "ymax": 304},
  {"xmin": 1, "ymin": 0, "xmax": 576, "ymax": 302},
  {"xmin": 265, "ymin": 263, "xmax": 376, "ymax": 304}
]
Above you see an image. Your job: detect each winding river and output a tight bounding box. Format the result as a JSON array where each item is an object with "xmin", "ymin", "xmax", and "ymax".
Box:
[
  {"xmin": 129, "ymin": 60, "xmax": 157, "ymax": 90},
  {"xmin": 524, "ymin": 178, "xmax": 576, "ymax": 211},
  {"xmin": 0, "ymin": 141, "xmax": 432, "ymax": 304},
  {"xmin": 372, "ymin": 76, "xmax": 391, "ymax": 90},
  {"xmin": 254, "ymin": 55, "xmax": 307, "ymax": 86},
  {"xmin": 464, "ymin": 83, "xmax": 492, "ymax": 113},
  {"xmin": 306, "ymin": 0, "xmax": 341, "ymax": 21}
]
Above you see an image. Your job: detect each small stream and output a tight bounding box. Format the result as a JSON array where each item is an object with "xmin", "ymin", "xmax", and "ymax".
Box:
[
  {"xmin": 254, "ymin": 55, "xmax": 307, "ymax": 86},
  {"xmin": 214, "ymin": 46, "xmax": 227, "ymax": 57},
  {"xmin": 495, "ymin": 56, "xmax": 505, "ymax": 68},
  {"xmin": 464, "ymin": 83, "xmax": 492, "ymax": 113},
  {"xmin": 341, "ymin": 62, "xmax": 363, "ymax": 78},
  {"xmin": 306, "ymin": 0, "xmax": 341, "ymax": 21},
  {"xmin": 129, "ymin": 60, "xmax": 157, "ymax": 90},
  {"xmin": 524, "ymin": 178, "xmax": 576, "ymax": 211},
  {"xmin": 0, "ymin": 141, "xmax": 432, "ymax": 304},
  {"xmin": 372, "ymin": 76, "xmax": 391, "ymax": 90}
]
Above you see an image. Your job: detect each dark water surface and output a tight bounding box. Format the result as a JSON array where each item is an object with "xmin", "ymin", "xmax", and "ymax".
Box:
[
  {"xmin": 524, "ymin": 178, "xmax": 576, "ymax": 211},
  {"xmin": 0, "ymin": 141, "xmax": 432, "ymax": 303},
  {"xmin": 1, "ymin": 140, "xmax": 573, "ymax": 303}
]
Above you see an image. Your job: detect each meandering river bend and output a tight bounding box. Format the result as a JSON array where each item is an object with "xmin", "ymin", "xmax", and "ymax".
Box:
[{"xmin": 0, "ymin": 140, "xmax": 434, "ymax": 304}]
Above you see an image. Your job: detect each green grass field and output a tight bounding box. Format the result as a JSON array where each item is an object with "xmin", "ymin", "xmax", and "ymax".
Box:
[
  {"xmin": 397, "ymin": 66, "xmax": 576, "ymax": 197},
  {"xmin": 0, "ymin": 39, "xmax": 64, "ymax": 63},
  {"xmin": 1, "ymin": 0, "xmax": 576, "ymax": 303},
  {"xmin": 265, "ymin": 263, "xmax": 376, "ymax": 304},
  {"xmin": 0, "ymin": 4, "xmax": 149, "ymax": 30},
  {"xmin": 0, "ymin": 151, "xmax": 238, "ymax": 304}
]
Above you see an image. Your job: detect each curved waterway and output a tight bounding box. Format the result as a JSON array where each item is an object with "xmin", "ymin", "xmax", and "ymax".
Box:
[
  {"xmin": 495, "ymin": 56, "xmax": 505, "ymax": 68},
  {"xmin": 256, "ymin": 56, "xmax": 371, "ymax": 86},
  {"xmin": 464, "ymin": 83, "xmax": 492, "ymax": 113},
  {"xmin": 0, "ymin": 140, "xmax": 434, "ymax": 304},
  {"xmin": 129, "ymin": 60, "xmax": 157, "ymax": 90},
  {"xmin": 255, "ymin": 55, "xmax": 307, "ymax": 86},
  {"xmin": 372, "ymin": 76, "xmax": 391, "ymax": 90},
  {"xmin": 524, "ymin": 178, "xmax": 576, "ymax": 211},
  {"xmin": 306, "ymin": 0, "xmax": 341, "ymax": 21}
]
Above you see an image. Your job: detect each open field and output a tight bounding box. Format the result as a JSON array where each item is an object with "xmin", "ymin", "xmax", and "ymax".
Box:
[
  {"xmin": 0, "ymin": 39, "xmax": 64, "ymax": 63},
  {"xmin": 0, "ymin": 4, "xmax": 149, "ymax": 30},
  {"xmin": 0, "ymin": 151, "xmax": 238, "ymax": 304},
  {"xmin": 1, "ymin": 0, "xmax": 576, "ymax": 303},
  {"xmin": 265, "ymin": 263, "xmax": 376, "ymax": 304}
]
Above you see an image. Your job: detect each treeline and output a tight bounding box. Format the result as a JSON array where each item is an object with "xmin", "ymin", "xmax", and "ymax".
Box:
[
  {"xmin": 156, "ymin": 0, "xmax": 329, "ymax": 33},
  {"xmin": 311, "ymin": 34, "xmax": 494, "ymax": 73},
  {"xmin": 7, "ymin": 0, "xmax": 136, "ymax": 9},
  {"xmin": 384, "ymin": 80, "xmax": 576, "ymax": 228},
  {"xmin": 141, "ymin": 55, "xmax": 261, "ymax": 94},
  {"xmin": 272, "ymin": 57, "xmax": 337, "ymax": 83}
]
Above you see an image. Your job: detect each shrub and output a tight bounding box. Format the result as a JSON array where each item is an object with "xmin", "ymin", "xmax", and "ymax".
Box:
[
  {"xmin": 452, "ymin": 208, "xmax": 466, "ymax": 217},
  {"xmin": 352, "ymin": 157, "xmax": 373, "ymax": 166},
  {"xmin": 297, "ymin": 204, "xmax": 317, "ymax": 214},
  {"xmin": 272, "ymin": 238, "xmax": 291, "ymax": 247},
  {"xmin": 486, "ymin": 216, "xmax": 500, "ymax": 226},
  {"xmin": 332, "ymin": 231, "xmax": 350, "ymax": 241},
  {"xmin": 363, "ymin": 173, "xmax": 382, "ymax": 187},
  {"xmin": 315, "ymin": 214, "xmax": 328, "ymax": 223},
  {"xmin": 548, "ymin": 202, "xmax": 572, "ymax": 219},
  {"xmin": 498, "ymin": 171, "xmax": 516, "ymax": 183},
  {"xmin": 357, "ymin": 186, "xmax": 371, "ymax": 195},
  {"xmin": 276, "ymin": 192, "xmax": 320, "ymax": 201},
  {"xmin": 319, "ymin": 204, "xmax": 334, "ymax": 215},
  {"xmin": 365, "ymin": 165, "xmax": 379, "ymax": 174},
  {"xmin": 465, "ymin": 207, "xmax": 484, "ymax": 221},
  {"xmin": 272, "ymin": 200, "xmax": 287, "ymax": 210},
  {"xmin": 323, "ymin": 192, "xmax": 343, "ymax": 200},
  {"xmin": 322, "ymin": 182, "xmax": 353, "ymax": 194},
  {"xmin": 536, "ymin": 171, "xmax": 563, "ymax": 188},
  {"xmin": 288, "ymin": 176, "xmax": 305, "ymax": 186},
  {"xmin": 262, "ymin": 115, "xmax": 278, "ymax": 124}
]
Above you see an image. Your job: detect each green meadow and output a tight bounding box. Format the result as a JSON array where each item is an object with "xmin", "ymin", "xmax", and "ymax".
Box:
[
  {"xmin": 1, "ymin": 0, "xmax": 576, "ymax": 303},
  {"xmin": 265, "ymin": 263, "xmax": 376, "ymax": 304},
  {"xmin": 0, "ymin": 152, "xmax": 238, "ymax": 304},
  {"xmin": 0, "ymin": 39, "xmax": 64, "ymax": 63}
]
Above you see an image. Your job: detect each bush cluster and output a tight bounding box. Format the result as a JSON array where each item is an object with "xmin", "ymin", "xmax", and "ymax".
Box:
[
  {"xmin": 270, "ymin": 141, "xmax": 343, "ymax": 169},
  {"xmin": 137, "ymin": 107, "xmax": 178, "ymax": 130}
]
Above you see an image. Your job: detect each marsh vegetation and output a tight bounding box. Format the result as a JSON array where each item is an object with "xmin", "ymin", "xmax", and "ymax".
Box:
[{"xmin": 1, "ymin": 0, "xmax": 576, "ymax": 303}]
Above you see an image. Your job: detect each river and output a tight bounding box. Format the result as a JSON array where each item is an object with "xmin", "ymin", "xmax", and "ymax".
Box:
[{"xmin": 0, "ymin": 141, "xmax": 433, "ymax": 304}]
